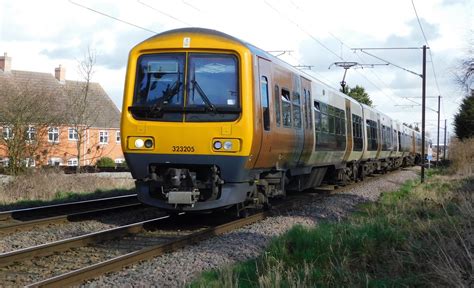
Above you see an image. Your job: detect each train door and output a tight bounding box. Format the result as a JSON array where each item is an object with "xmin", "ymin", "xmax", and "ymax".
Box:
[
  {"xmin": 298, "ymin": 77, "xmax": 313, "ymax": 165},
  {"xmin": 376, "ymin": 117, "xmax": 382, "ymax": 158},
  {"xmin": 254, "ymin": 57, "xmax": 278, "ymax": 168},
  {"xmin": 342, "ymin": 99, "xmax": 353, "ymax": 161}
]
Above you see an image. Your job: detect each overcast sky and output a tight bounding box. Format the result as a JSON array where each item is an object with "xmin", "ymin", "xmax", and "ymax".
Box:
[{"xmin": 0, "ymin": 0, "xmax": 472, "ymax": 140}]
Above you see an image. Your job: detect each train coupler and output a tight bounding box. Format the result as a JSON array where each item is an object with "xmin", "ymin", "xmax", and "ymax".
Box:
[{"xmin": 167, "ymin": 189, "xmax": 200, "ymax": 206}]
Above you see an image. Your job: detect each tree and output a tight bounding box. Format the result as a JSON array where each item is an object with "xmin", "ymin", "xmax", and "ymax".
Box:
[
  {"xmin": 65, "ymin": 48, "xmax": 101, "ymax": 173},
  {"xmin": 453, "ymin": 37, "xmax": 474, "ymax": 140},
  {"xmin": 0, "ymin": 78, "xmax": 62, "ymax": 175},
  {"xmin": 454, "ymin": 34, "xmax": 473, "ymax": 92},
  {"xmin": 341, "ymin": 85, "xmax": 373, "ymax": 106},
  {"xmin": 454, "ymin": 92, "xmax": 474, "ymax": 140}
]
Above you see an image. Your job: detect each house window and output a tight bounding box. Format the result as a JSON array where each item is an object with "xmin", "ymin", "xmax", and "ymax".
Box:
[
  {"xmin": 99, "ymin": 131, "xmax": 109, "ymax": 144},
  {"xmin": 67, "ymin": 158, "xmax": 78, "ymax": 166},
  {"xmin": 47, "ymin": 157, "xmax": 62, "ymax": 166},
  {"xmin": 116, "ymin": 131, "xmax": 121, "ymax": 143},
  {"xmin": 1, "ymin": 157, "xmax": 10, "ymax": 167},
  {"xmin": 26, "ymin": 126, "xmax": 36, "ymax": 141},
  {"xmin": 3, "ymin": 127, "xmax": 13, "ymax": 140},
  {"xmin": 68, "ymin": 128, "xmax": 78, "ymax": 141},
  {"xmin": 48, "ymin": 127, "xmax": 59, "ymax": 143},
  {"xmin": 24, "ymin": 158, "xmax": 35, "ymax": 167}
]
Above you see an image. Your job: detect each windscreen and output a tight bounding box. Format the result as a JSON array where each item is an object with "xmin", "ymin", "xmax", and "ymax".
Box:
[{"xmin": 132, "ymin": 53, "xmax": 240, "ymax": 122}]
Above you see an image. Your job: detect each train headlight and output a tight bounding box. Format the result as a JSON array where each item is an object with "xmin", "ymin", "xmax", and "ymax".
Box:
[
  {"xmin": 213, "ymin": 141, "xmax": 222, "ymax": 150},
  {"xmin": 223, "ymin": 141, "xmax": 233, "ymax": 150},
  {"xmin": 128, "ymin": 137, "xmax": 154, "ymax": 150},
  {"xmin": 144, "ymin": 139, "xmax": 153, "ymax": 148},
  {"xmin": 135, "ymin": 139, "xmax": 144, "ymax": 148},
  {"xmin": 212, "ymin": 138, "xmax": 240, "ymax": 152}
]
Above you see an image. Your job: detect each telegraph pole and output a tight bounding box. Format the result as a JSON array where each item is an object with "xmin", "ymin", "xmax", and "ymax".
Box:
[
  {"xmin": 421, "ymin": 45, "xmax": 427, "ymax": 183},
  {"xmin": 444, "ymin": 119, "xmax": 447, "ymax": 160},
  {"xmin": 351, "ymin": 46, "xmax": 430, "ymax": 182},
  {"xmin": 436, "ymin": 95, "xmax": 441, "ymax": 165}
]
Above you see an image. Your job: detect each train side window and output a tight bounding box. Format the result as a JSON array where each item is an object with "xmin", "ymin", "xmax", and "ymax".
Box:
[
  {"xmin": 366, "ymin": 119, "xmax": 378, "ymax": 151},
  {"xmin": 328, "ymin": 106, "xmax": 335, "ymax": 134},
  {"xmin": 261, "ymin": 77, "xmax": 270, "ymax": 131},
  {"xmin": 274, "ymin": 85, "xmax": 281, "ymax": 126},
  {"xmin": 314, "ymin": 101, "xmax": 321, "ymax": 131},
  {"xmin": 320, "ymin": 103, "xmax": 329, "ymax": 132},
  {"xmin": 292, "ymin": 92, "xmax": 302, "ymax": 129},
  {"xmin": 352, "ymin": 114, "xmax": 363, "ymax": 151},
  {"xmin": 281, "ymin": 88, "xmax": 292, "ymax": 127}
]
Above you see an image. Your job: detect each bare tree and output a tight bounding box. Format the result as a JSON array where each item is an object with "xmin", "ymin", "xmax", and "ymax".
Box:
[
  {"xmin": 0, "ymin": 79, "xmax": 62, "ymax": 175},
  {"xmin": 454, "ymin": 31, "xmax": 474, "ymax": 92},
  {"xmin": 65, "ymin": 47, "xmax": 102, "ymax": 173}
]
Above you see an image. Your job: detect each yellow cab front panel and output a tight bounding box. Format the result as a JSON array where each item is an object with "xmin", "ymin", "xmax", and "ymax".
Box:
[{"xmin": 121, "ymin": 28, "xmax": 256, "ymax": 211}]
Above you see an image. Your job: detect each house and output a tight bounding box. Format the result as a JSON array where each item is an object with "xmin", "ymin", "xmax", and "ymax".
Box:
[{"xmin": 0, "ymin": 52, "xmax": 124, "ymax": 167}]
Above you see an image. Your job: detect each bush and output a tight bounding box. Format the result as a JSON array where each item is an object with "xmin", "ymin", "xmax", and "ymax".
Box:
[
  {"xmin": 448, "ymin": 137, "xmax": 474, "ymax": 176},
  {"xmin": 96, "ymin": 157, "xmax": 115, "ymax": 168}
]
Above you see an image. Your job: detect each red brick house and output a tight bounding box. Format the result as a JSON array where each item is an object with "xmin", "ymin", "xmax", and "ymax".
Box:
[{"xmin": 0, "ymin": 52, "xmax": 123, "ymax": 167}]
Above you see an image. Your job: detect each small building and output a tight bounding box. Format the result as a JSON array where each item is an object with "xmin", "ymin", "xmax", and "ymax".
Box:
[{"xmin": 0, "ymin": 52, "xmax": 124, "ymax": 167}]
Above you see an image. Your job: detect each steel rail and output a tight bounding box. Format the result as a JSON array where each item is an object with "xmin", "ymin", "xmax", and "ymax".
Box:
[
  {"xmin": 0, "ymin": 194, "xmax": 138, "ymax": 221},
  {"xmin": 26, "ymin": 212, "xmax": 268, "ymax": 287},
  {"xmin": 0, "ymin": 215, "xmax": 170, "ymax": 267},
  {"xmin": 0, "ymin": 202, "xmax": 143, "ymax": 234}
]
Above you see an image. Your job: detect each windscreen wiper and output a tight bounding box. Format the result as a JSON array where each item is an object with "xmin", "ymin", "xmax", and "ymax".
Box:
[
  {"xmin": 161, "ymin": 80, "xmax": 181, "ymax": 104},
  {"xmin": 150, "ymin": 80, "xmax": 181, "ymax": 113},
  {"xmin": 191, "ymin": 80, "xmax": 216, "ymax": 112}
]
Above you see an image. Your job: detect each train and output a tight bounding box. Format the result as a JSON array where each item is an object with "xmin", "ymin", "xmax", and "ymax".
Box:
[{"xmin": 121, "ymin": 28, "xmax": 428, "ymax": 214}]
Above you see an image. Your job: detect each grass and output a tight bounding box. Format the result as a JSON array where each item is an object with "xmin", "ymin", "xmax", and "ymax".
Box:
[
  {"xmin": 0, "ymin": 169, "xmax": 135, "ymax": 211},
  {"xmin": 191, "ymin": 173, "xmax": 473, "ymax": 287}
]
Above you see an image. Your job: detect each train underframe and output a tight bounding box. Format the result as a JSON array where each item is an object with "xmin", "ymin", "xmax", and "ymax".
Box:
[{"xmin": 129, "ymin": 153, "xmax": 420, "ymax": 215}]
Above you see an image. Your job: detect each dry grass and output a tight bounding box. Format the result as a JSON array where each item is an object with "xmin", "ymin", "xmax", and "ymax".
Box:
[
  {"xmin": 448, "ymin": 137, "xmax": 474, "ymax": 176},
  {"xmin": 0, "ymin": 169, "xmax": 134, "ymax": 206}
]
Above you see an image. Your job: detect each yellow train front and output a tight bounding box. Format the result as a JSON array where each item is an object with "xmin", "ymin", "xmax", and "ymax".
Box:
[{"xmin": 122, "ymin": 28, "xmax": 260, "ymax": 211}]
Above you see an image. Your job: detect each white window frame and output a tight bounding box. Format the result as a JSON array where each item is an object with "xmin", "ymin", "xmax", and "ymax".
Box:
[
  {"xmin": 68, "ymin": 127, "xmax": 78, "ymax": 141},
  {"xmin": 116, "ymin": 131, "xmax": 121, "ymax": 143},
  {"xmin": 24, "ymin": 158, "xmax": 36, "ymax": 167},
  {"xmin": 26, "ymin": 126, "xmax": 36, "ymax": 142},
  {"xmin": 67, "ymin": 158, "xmax": 78, "ymax": 166},
  {"xmin": 48, "ymin": 157, "xmax": 62, "ymax": 166},
  {"xmin": 48, "ymin": 127, "xmax": 60, "ymax": 143},
  {"xmin": 99, "ymin": 130, "xmax": 109, "ymax": 144},
  {"xmin": 3, "ymin": 126, "xmax": 13, "ymax": 140}
]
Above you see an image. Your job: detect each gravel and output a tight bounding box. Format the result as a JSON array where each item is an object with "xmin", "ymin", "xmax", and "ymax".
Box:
[
  {"xmin": 0, "ymin": 207, "xmax": 166, "ymax": 253},
  {"xmin": 82, "ymin": 168, "xmax": 419, "ymax": 288}
]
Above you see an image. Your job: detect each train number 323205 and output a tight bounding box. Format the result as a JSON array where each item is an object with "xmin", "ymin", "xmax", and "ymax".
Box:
[{"xmin": 172, "ymin": 145, "xmax": 195, "ymax": 152}]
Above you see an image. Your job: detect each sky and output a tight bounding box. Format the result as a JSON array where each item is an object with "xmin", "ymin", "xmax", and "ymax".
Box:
[{"xmin": 0, "ymin": 0, "xmax": 472, "ymax": 141}]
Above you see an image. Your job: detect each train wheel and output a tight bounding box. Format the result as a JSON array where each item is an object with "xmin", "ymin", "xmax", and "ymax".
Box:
[{"xmin": 352, "ymin": 165, "xmax": 358, "ymax": 182}]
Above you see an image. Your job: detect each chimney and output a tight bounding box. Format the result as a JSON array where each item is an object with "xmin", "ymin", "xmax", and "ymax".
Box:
[
  {"xmin": 55, "ymin": 65, "xmax": 66, "ymax": 83},
  {"xmin": 0, "ymin": 52, "xmax": 12, "ymax": 73}
]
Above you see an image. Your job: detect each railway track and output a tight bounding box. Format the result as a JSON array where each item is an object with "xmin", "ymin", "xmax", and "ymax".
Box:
[
  {"xmin": 0, "ymin": 209, "xmax": 267, "ymax": 287},
  {"xmin": 0, "ymin": 194, "xmax": 141, "ymax": 234},
  {"xmin": 0, "ymin": 167, "xmax": 419, "ymax": 287}
]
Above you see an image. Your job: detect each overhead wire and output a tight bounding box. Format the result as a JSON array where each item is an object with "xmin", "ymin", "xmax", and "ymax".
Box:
[
  {"xmin": 263, "ymin": 0, "xmax": 343, "ymax": 61},
  {"xmin": 137, "ymin": 0, "xmax": 193, "ymax": 26},
  {"xmin": 411, "ymin": 0, "xmax": 450, "ymax": 137},
  {"xmin": 282, "ymin": 0, "xmax": 409, "ymax": 108},
  {"xmin": 68, "ymin": 0, "xmax": 157, "ymax": 34}
]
